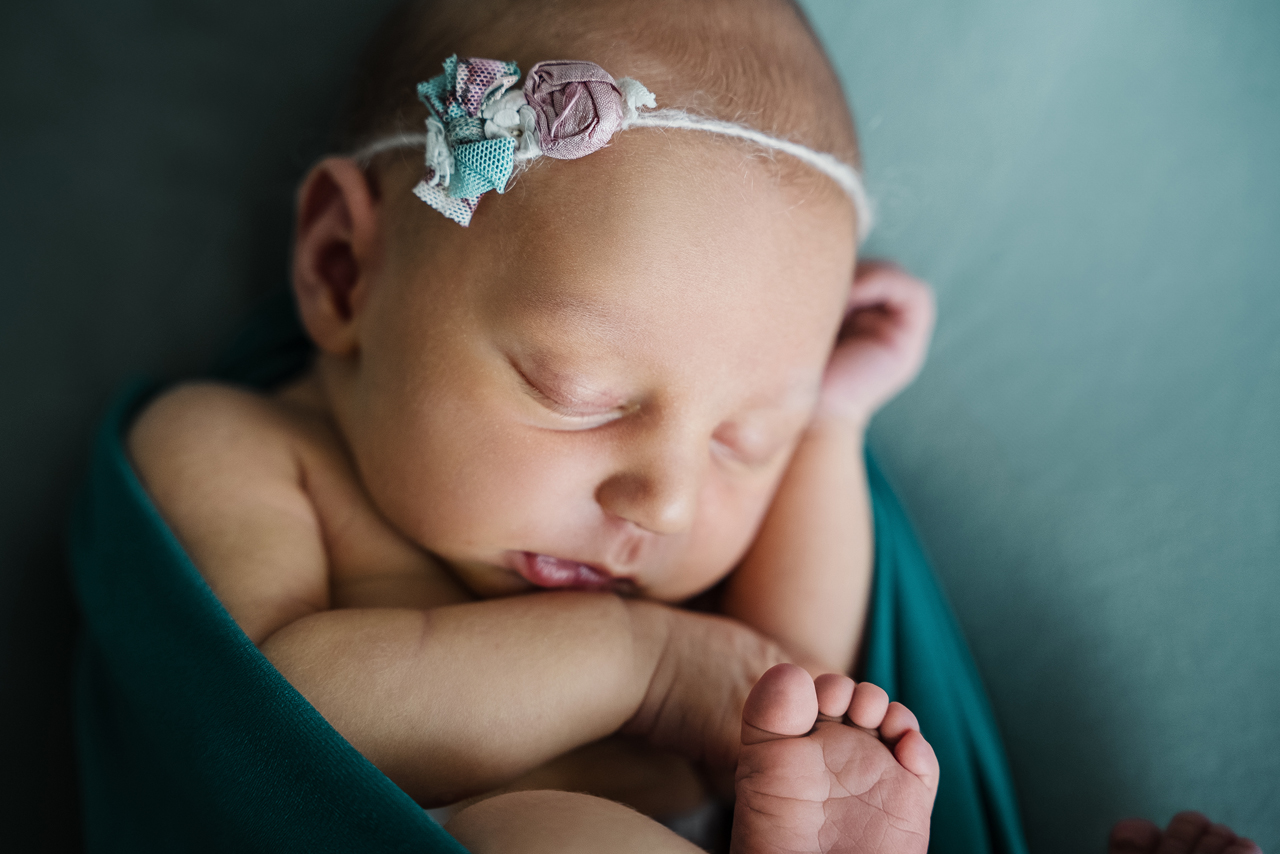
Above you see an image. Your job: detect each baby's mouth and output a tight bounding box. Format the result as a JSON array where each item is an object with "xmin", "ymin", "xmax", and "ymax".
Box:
[{"xmin": 513, "ymin": 552, "xmax": 635, "ymax": 593}]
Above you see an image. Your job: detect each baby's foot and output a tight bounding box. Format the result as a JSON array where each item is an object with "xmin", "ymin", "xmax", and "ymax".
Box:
[
  {"xmin": 1109, "ymin": 812, "xmax": 1262, "ymax": 854},
  {"xmin": 731, "ymin": 663, "xmax": 938, "ymax": 854}
]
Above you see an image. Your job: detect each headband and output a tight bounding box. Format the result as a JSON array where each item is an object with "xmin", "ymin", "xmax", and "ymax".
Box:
[{"xmin": 352, "ymin": 55, "xmax": 874, "ymax": 240}]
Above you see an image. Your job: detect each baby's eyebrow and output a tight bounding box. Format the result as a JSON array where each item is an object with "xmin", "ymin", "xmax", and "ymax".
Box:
[
  {"xmin": 512, "ymin": 289, "xmax": 626, "ymax": 335},
  {"xmin": 504, "ymin": 272, "xmax": 645, "ymax": 332}
]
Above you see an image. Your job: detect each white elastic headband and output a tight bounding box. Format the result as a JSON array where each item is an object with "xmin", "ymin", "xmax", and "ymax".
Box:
[{"xmin": 351, "ymin": 56, "xmax": 874, "ymax": 241}]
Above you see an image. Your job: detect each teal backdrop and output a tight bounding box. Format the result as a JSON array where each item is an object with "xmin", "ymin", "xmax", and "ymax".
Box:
[
  {"xmin": 804, "ymin": 1, "xmax": 1280, "ymax": 851},
  {"xmin": 1, "ymin": 1, "xmax": 1276, "ymax": 851}
]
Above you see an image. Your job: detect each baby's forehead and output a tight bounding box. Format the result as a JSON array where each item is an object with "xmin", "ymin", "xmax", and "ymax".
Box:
[
  {"xmin": 373, "ymin": 137, "xmax": 852, "ymax": 427},
  {"xmin": 481, "ymin": 133, "xmax": 853, "ymax": 296},
  {"xmin": 374, "ymin": 123, "xmax": 856, "ymax": 326}
]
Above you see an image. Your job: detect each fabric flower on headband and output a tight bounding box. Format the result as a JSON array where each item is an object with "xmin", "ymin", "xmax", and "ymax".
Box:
[
  {"xmin": 525, "ymin": 60, "xmax": 625, "ymax": 159},
  {"xmin": 411, "ymin": 55, "xmax": 656, "ymax": 226}
]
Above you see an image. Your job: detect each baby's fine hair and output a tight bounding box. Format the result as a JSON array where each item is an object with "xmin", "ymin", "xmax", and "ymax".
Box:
[{"xmin": 337, "ymin": 0, "xmax": 860, "ymax": 171}]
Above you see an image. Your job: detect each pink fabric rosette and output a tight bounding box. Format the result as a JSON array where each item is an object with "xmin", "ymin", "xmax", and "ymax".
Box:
[{"xmin": 523, "ymin": 60, "xmax": 625, "ymax": 159}]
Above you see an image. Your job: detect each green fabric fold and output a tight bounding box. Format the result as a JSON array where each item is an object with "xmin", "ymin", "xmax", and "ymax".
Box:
[
  {"xmin": 71, "ymin": 380, "xmax": 469, "ymax": 854},
  {"xmin": 71, "ymin": 292, "xmax": 1027, "ymax": 853},
  {"xmin": 863, "ymin": 455, "xmax": 1029, "ymax": 854}
]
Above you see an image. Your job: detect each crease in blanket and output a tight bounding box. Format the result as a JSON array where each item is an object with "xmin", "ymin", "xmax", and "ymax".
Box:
[{"xmin": 70, "ymin": 290, "xmax": 1029, "ymax": 853}]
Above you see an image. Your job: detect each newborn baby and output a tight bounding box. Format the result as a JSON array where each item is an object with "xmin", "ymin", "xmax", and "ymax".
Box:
[{"xmin": 123, "ymin": 0, "xmax": 1260, "ymax": 852}]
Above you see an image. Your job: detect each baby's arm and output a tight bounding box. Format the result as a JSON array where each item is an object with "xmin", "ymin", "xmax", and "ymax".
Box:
[
  {"xmin": 722, "ymin": 262, "xmax": 935, "ymax": 676},
  {"xmin": 721, "ymin": 413, "xmax": 873, "ymax": 676},
  {"xmin": 129, "ymin": 384, "xmax": 785, "ymax": 806},
  {"xmin": 261, "ymin": 592, "xmax": 779, "ymax": 804}
]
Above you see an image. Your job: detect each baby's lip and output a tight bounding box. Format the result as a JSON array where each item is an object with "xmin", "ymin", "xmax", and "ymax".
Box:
[{"xmin": 510, "ymin": 552, "xmax": 636, "ymax": 593}]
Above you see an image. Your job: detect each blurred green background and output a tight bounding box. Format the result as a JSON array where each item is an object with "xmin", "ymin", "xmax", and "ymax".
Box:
[{"xmin": 1, "ymin": 1, "xmax": 1276, "ymax": 851}]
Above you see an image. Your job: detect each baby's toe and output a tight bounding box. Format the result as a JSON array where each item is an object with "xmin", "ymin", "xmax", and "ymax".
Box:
[
  {"xmin": 1224, "ymin": 838, "xmax": 1262, "ymax": 854},
  {"xmin": 847, "ymin": 680, "xmax": 890, "ymax": 729},
  {"xmin": 880, "ymin": 701, "xmax": 920, "ymax": 744},
  {"xmin": 1156, "ymin": 812, "xmax": 1212, "ymax": 854},
  {"xmin": 814, "ymin": 673, "xmax": 854, "ymax": 718},
  {"xmin": 892, "ymin": 727, "xmax": 939, "ymax": 791},
  {"xmin": 741, "ymin": 663, "xmax": 819, "ymax": 745},
  {"xmin": 1192, "ymin": 823, "xmax": 1245, "ymax": 854},
  {"xmin": 1109, "ymin": 819, "xmax": 1162, "ymax": 854}
]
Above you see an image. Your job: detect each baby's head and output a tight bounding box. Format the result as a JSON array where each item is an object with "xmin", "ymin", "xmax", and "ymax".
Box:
[{"xmin": 292, "ymin": 0, "xmax": 863, "ymax": 602}]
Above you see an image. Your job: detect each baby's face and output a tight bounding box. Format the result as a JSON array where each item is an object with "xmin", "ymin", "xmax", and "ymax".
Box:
[{"xmin": 341, "ymin": 134, "xmax": 855, "ymax": 602}]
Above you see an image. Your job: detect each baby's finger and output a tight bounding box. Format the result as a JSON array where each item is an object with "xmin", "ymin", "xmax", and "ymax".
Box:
[
  {"xmin": 853, "ymin": 257, "xmax": 905, "ymax": 280},
  {"xmin": 845, "ymin": 263, "xmax": 935, "ymax": 337},
  {"xmin": 848, "ymin": 264, "xmax": 933, "ymax": 310}
]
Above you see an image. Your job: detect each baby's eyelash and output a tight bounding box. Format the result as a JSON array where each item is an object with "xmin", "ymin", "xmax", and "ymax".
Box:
[{"xmin": 513, "ymin": 365, "xmax": 635, "ymax": 425}]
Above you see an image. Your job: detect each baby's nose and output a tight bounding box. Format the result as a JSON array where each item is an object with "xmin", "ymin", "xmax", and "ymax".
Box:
[{"xmin": 594, "ymin": 440, "xmax": 704, "ymax": 535}]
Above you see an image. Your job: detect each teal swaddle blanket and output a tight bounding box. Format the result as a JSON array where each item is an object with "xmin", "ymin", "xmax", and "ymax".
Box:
[{"xmin": 70, "ymin": 295, "xmax": 1028, "ymax": 853}]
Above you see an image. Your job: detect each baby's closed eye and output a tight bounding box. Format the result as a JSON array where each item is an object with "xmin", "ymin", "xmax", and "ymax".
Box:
[{"xmin": 509, "ymin": 357, "xmax": 636, "ymax": 427}]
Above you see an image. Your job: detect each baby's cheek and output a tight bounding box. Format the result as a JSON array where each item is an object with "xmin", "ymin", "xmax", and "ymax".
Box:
[
  {"xmin": 349, "ymin": 415, "xmax": 491, "ymax": 549},
  {"xmin": 408, "ymin": 429, "xmax": 596, "ymax": 556}
]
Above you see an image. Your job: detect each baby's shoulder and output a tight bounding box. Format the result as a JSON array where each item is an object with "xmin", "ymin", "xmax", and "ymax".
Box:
[
  {"xmin": 129, "ymin": 381, "xmax": 303, "ymax": 477},
  {"xmin": 128, "ymin": 380, "xmax": 469, "ymax": 641},
  {"xmin": 127, "ymin": 381, "xmax": 335, "ymax": 642},
  {"xmin": 128, "ymin": 381, "xmax": 323, "ymax": 525}
]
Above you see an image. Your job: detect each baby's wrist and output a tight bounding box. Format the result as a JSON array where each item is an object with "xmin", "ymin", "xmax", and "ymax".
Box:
[
  {"xmin": 622, "ymin": 599, "xmax": 677, "ymax": 729},
  {"xmin": 622, "ymin": 607, "xmax": 787, "ymax": 770},
  {"xmin": 806, "ymin": 405, "xmax": 870, "ymax": 446}
]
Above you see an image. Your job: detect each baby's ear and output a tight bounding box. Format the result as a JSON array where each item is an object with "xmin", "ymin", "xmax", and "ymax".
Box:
[{"xmin": 292, "ymin": 157, "xmax": 380, "ymax": 356}]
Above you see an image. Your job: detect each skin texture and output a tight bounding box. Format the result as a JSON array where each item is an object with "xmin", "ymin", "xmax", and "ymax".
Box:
[
  {"xmin": 724, "ymin": 261, "xmax": 934, "ymax": 674},
  {"xmin": 732, "ymin": 665, "xmax": 939, "ymax": 854},
  {"xmin": 321, "ymin": 136, "xmax": 856, "ymax": 608},
  {"xmin": 443, "ymin": 666, "xmax": 941, "ymax": 854}
]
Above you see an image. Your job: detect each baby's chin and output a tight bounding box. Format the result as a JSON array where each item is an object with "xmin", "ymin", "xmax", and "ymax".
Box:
[{"xmin": 435, "ymin": 556, "xmax": 536, "ymax": 599}]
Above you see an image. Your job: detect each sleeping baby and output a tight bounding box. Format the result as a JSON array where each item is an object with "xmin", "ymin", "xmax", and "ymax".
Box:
[{"xmin": 123, "ymin": 1, "xmax": 1262, "ymax": 852}]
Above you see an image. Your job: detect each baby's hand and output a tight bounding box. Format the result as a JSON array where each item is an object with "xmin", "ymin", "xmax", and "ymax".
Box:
[
  {"xmin": 819, "ymin": 260, "xmax": 936, "ymax": 428},
  {"xmin": 623, "ymin": 606, "xmax": 788, "ymax": 776}
]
